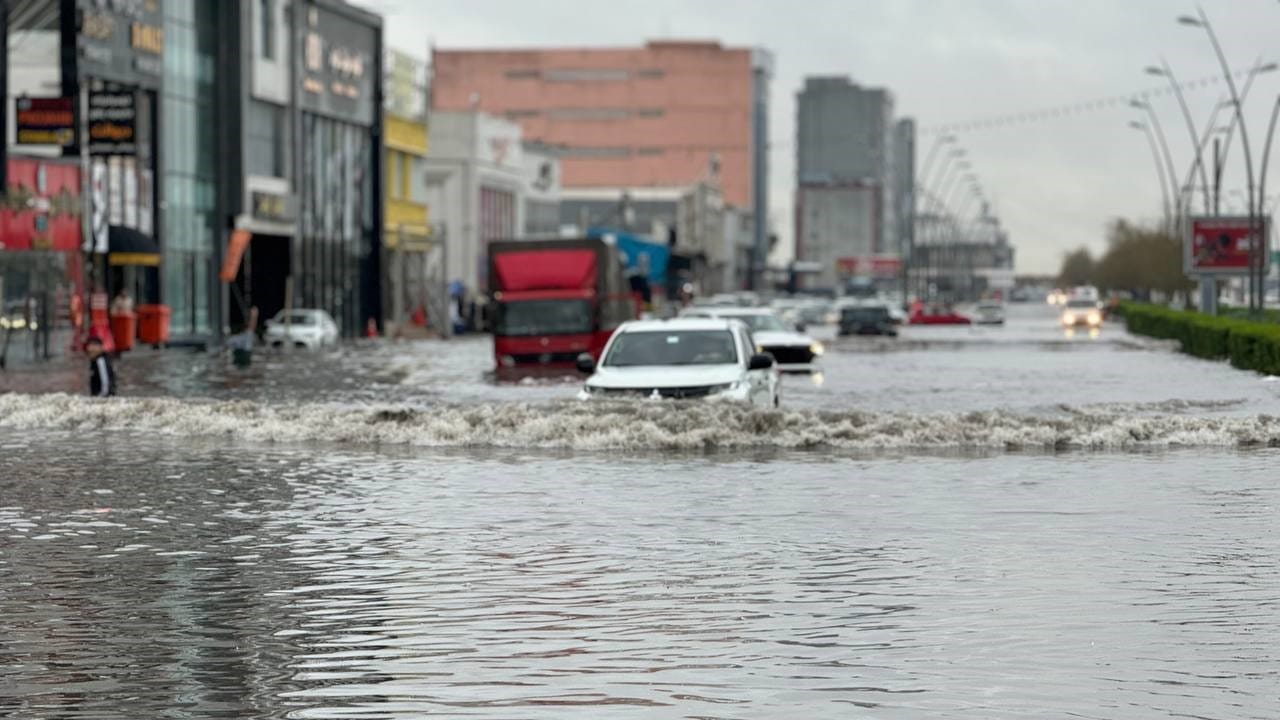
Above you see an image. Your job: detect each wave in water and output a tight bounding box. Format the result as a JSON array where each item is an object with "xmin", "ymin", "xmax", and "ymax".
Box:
[{"xmin": 3, "ymin": 393, "xmax": 1279, "ymax": 451}]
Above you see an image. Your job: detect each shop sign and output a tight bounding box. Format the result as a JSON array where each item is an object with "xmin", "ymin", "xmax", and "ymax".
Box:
[
  {"xmin": 15, "ymin": 97, "xmax": 76, "ymax": 148},
  {"xmin": 0, "ymin": 158, "xmax": 83, "ymax": 252},
  {"xmin": 87, "ymin": 89, "xmax": 137, "ymax": 155},
  {"xmin": 298, "ymin": 2, "xmax": 378, "ymax": 125},
  {"xmin": 251, "ymin": 191, "xmax": 296, "ymax": 223},
  {"xmin": 74, "ymin": 0, "xmax": 164, "ymax": 86}
]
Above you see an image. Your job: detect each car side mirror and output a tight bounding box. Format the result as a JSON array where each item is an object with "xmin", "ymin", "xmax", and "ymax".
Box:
[
  {"xmin": 748, "ymin": 353, "xmax": 775, "ymax": 371},
  {"xmin": 575, "ymin": 352, "xmax": 596, "ymax": 374},
  {"xmin": 794, "ymin": 322, "xmax": 806, "ymax": 333}
]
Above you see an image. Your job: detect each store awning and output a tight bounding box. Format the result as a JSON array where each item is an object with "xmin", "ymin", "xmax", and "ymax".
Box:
[{"xmin": 107, "ymin": 226, "xmax": 160, "ymax": 266}]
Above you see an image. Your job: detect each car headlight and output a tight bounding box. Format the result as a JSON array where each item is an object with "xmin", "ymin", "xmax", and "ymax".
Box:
[
  {"xmin": 1087, "ymin": 311, "xmax": 1101, "ymax": 325},
  {"xmin": 809, "ymin": 342, "xmax": 824, "ymax": 356},
  {"xmin": 1063, "ymin": 312, "xmax": 1076, "ymax": 324}
]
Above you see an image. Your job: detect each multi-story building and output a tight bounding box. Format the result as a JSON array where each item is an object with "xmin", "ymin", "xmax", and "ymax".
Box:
[
  {"xmin": 795, "ymin": 76, "xmax": 909, "ymax": 291},
  {"xmin": 430, "ymin": 40, "xmax": 772, "ymax": 290},
  {"xmin": 1, "ymin": 0, "xmax": 384, "ymax": 356},
  {"xmin": 382, "ymin": 48, "xmax": 434, "ymax": 334}
]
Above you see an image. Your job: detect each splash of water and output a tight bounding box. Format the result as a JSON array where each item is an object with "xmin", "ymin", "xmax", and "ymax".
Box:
[{"xmin": 3, "ymin": 393, "xmax": 1278, "ymax": 451}]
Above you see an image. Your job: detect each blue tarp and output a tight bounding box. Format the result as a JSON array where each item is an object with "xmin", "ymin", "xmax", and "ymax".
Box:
[{"xmin": 587, "ymin": 228, "xmax": 669, "ymax": 287}]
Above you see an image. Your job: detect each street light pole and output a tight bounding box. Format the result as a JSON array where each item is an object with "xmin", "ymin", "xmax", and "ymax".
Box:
[
  {"xmin": 1147, "ymin": 61, "xmax": 1212, "ymax": 215},
  {"xmin": 1132, "ymin": 100, "xmax": 1181, "ymax": 231},
  {"xmin": 1130, "ymin": 121, "xmax": 1173, "ymax": 227},
  {"xmin": 1180, "ymin": 9, "xmax": 1260, "ymax": 312}
]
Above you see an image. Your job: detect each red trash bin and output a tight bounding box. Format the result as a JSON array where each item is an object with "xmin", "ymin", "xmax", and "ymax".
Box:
[
  {"xmin": 137, "ymin": 304, "xmax": 171, "ymax": 347},
  {"xmin": 109, "ymin": 312, "xmax": 137, "ymax": 352}
]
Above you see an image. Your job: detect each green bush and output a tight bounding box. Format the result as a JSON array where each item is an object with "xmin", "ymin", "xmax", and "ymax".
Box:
[{"xmin": 1120, "ymin": 302, "xmax": 1280, "ymax": 374}]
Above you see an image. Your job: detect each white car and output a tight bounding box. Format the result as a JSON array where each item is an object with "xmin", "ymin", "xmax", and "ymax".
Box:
[
  {"xmin": 974, "ymin": 301, "xmax": 1006, "ymax": 325},
  {"xmin": 264, "ymin": 309, "xmax": 340, "ymax": 349},
  {"xmin": 576, "ymin": 318, "xmax": 780, "ymax": 407},
  {"xmin": 680, "ymin": 306, "xmax": 822, "ymax": 370},
  {"xmin": 1060, "ymin": 298, "xmax": 1103, "ymax": 328}
]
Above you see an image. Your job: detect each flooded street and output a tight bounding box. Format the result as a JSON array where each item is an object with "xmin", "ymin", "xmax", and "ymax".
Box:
[{"xmin": 3, "ymin": 304, "xmax": 1280, "ymax": 718}]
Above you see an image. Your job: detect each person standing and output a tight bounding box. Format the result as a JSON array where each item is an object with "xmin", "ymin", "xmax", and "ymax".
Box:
[{"xmin": 85, "ymin": 335, "xmax": 116, "ymax": 397}]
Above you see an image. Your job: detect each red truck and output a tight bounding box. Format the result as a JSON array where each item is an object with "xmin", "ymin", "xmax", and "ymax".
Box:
[{"xmin": 489, "ymin": 238, "xmax": 637, "ymax": 369}]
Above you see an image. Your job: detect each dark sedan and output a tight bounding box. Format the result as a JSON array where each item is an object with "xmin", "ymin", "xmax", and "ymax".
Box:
[{"xmin": 839, "ymin": 305, "xmax": 898, "ymax": 337}]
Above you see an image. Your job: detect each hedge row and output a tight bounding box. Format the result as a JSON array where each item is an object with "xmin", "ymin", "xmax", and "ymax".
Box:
[{"xmin": 1119, "ymin": 302, "xmax": 1280, "ymax": 375}]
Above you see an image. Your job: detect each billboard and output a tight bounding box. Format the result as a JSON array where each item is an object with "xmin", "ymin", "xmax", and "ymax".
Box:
[
  {"xmin": 1186, "ymin": 216, "xmax": 1270, "ymax": 275},
  {"xmin": 298, "ymin": 1, "xmax": 379, "ymax": 126},
  {"xmin": 0, "ymin": 157, "xmax": 82, "ymax": 252},
  {"xmin": 15, "ymin": 97, "xmax": 76, "ymax": 148}
]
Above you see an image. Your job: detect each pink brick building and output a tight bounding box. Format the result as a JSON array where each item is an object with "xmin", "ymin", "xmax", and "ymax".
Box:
[{"xmin": 431, "ymin": 40, "xmax": 767, "ymax": 211}]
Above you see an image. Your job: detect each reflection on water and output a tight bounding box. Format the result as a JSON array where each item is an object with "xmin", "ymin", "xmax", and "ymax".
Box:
[{"xmin": 2, "ymin": 435, "xmax": 1278, "ymax": 718}]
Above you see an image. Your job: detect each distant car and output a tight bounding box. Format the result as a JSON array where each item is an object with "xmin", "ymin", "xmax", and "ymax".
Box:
[
  {"xmin": 680, "ymin": 306, "xmax": 822, "ymax": 370},
  {"xmin": 576, "ymin": 318, "xmax": 780, "ymax": 407},
  {"xmin": 264, "ymin": 309, "xmax": 339, "ymax": 349},
  {"xmin": 974, "ymin": 301, "xmax": 1006, "ymax": 325},
  {"xmin": 1061, "ymin": 298, "xmax": 1102, "ymax": 328},
  {"xmin": 909, "ymin": 304, "xmax": 972, "ymax": 325},
  {"xmin": 839, "ymin": 304, "xmax": 898, "ymax": 336}
]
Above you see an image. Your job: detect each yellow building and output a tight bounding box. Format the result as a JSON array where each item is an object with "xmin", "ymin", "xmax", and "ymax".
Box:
[{"xmin": 383, "ymin": 49, "xmax": 441, "ymax": 334}]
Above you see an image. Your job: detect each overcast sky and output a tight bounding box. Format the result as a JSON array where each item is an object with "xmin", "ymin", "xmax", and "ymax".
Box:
[{"xmin": 363, "ymin": 0, "xmax": 1279, "ymax": 273}]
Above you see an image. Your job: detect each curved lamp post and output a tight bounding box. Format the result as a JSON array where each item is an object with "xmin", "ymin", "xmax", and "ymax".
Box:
[
  {"xmin": 1146, "ymin": 61, "xmax": 1212, "ymax": 214},
  {"xmin": 1180, "ymin": 9, "xmax": 1261, "ymax": 312},
  {"xmin": 1131, "ymin": 99, "xmax": 1180, "ymax": 229},
  {"xmin": 1130, "ymin": 120, "xmax": 1174, "ymax": 227}
]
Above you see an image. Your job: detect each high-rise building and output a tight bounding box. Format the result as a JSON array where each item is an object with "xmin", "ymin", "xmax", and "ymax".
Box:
[
  {"xmin": 794, "ymin": 76, "xmax": 905, "ymax": 290},
  {"xmin": 431, "ymin": 40, "xmax": 771, "ymax": 290}
]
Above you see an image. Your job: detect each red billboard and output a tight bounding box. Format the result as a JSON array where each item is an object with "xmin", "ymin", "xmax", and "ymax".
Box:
[
  {"xmin": 0, "ymin": 157, "xmax": 82, "ymax": 253},
  {"xmin": 837, "ymin": 255, "xmax": 902, "ymax": 278},
  {"xmin": 1186, "ymin": 216, "xmax": 1269, "ymax": 275}
]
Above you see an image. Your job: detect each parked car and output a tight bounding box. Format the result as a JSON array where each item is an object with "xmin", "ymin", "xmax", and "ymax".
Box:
[
  {"xmin": 974, "ymin": 301, "xmax": 1006, "ymax": 325},
  {"xmin": 680, "ymin": 306, "xmax": 822, "ymax": 370},
  {"xmin": 576, "ymin": 318, "xmax": 780, "ymax": 407},
  {"xmin": 264, "ymin": 309, "xmax": 339, "ymax": 349},
  {"xmin": 839, "ymin": 304, "xmax": 898, "ymax": 336}
]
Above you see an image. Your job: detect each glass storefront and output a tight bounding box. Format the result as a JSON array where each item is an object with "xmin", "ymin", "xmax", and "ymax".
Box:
[
  {"xmin": 161, "ymin": 0, "xmax": 218, "ymax": 339},
  {"xmin": 298, "ymin": 113, "xmax": 374, "ymax": 335}
]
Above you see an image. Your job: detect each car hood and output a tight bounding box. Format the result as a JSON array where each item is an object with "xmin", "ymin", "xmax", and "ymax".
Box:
[
  {"xmin": 587, "ymin": 365, "xmax": 743, "ymax": 389},
  {"xmin": 752, "ymin": 330, "xmax": 813, "ymax": 347}
]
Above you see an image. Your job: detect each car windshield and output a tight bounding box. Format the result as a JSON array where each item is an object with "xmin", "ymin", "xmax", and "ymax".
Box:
[
  {"xmin": 494, "ymin": 299, "xmax": 593, "ymax": 336},
  {"xmin": 274, "ymin": 312, "xmax": 316, "ymax": 326},
  {"xmin": 843, "ymin": 306, "xmax": 890, "ymax": 322},
  {"xmin": 721, "ymin": 313, "xmax": 786, "ymax": 332},
  {"xmin": 1066, "ymin": 299, "xmax": 1097, "ymax": 309},
  {"xmin": 604, "ymin": 330, "xmax": 739, "ymax": 367}
]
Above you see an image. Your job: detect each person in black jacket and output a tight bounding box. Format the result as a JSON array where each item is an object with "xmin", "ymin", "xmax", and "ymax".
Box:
[{"xmin": 86, "ymin": 335, "xmax": 116, "ymax": 397}]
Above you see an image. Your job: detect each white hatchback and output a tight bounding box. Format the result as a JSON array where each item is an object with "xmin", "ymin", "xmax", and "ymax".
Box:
[
  {"xmin": 576, "ymin": 318, "xmax": 780, "ymax": 407},
  {"xmin": 264, "ymin": 309, "xmax": 340, "ymax": 349}
]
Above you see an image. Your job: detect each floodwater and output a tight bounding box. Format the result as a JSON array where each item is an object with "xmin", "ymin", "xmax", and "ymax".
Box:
[{"xmin": 3, "ymin": 304, "xmax": 1279, "ymax": 718}]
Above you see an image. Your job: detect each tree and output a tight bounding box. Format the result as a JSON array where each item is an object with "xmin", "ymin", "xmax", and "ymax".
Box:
[
  {"xmin": 1092, "ymin": 220, "xmax": 1192, "ymax": 299},
  {"xmin": 1058, "ymin": 247, "xmax": 1095, "ymax": 287}
]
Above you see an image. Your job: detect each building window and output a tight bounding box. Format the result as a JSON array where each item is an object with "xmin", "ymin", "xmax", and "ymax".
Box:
[
  {"xmin": 637, "ymin": 147, "xmax": 664, "ymax": 156},
  {"xmin": 543, "ymin": 68, "xmax": 629, "ymax": 83},
  {"xmin": 637, "ymin": 108, "xmax": 665, "ymax": 118},
  {"xmin": 636, "ymin": 68, "xmax": 665, "ymax": 79},
  {"xmin": 246, "ymin": 100, "xmax": 286, "ymax": 177},
  {"xmin": 259, "ymin": 0, "xmax": 275, "ymax": 59},
  {"xmin": 547, "ymin": 107, "xmax": 630, "ymax": 121},
  {"xmin": 504, "ymin": 68, "xmax": 539, "ymax": 79},
  {"xmin": 557, "ymin": 146, "xmax": 631, "ymax": 158},
  {"xmin": 504, "ymin": 109, "xmax": 540, "ymax": 119}
]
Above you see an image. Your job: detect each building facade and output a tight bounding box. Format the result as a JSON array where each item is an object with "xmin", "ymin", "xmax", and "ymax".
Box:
[
  {"xmin": 381, "ymin": 48, "xmax": 439, "ymax": 335},
  {"xmin": 431, "ymin": 40, "xmax": 771, "ymax": 288},
  {"xmin": 1, "ymin": 0, "xmax": 383, "ymax": 357},
  {"xmin": 795, "ymin": 76, "xmax": 908, "ymax": 291},
  {"xmin": 225, "ymin": 0, "xmax": 383, "ymax": 338}
]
